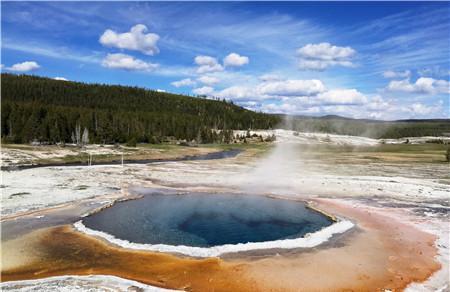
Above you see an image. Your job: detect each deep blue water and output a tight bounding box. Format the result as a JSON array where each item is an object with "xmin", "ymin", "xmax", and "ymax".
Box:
[{"xmin": 82, "ymin": 193, "xmax": 333, "ymax": 247}]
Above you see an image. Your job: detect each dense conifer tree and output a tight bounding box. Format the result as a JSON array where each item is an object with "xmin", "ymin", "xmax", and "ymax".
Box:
[{"xmin": 1, "ymin": 74, "xmax": 279, "ymax": 144}]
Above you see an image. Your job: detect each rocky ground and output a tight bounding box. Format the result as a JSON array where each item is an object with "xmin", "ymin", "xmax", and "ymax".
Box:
[{"xmin": 1, "ymin": 130, "xmax": 449, "ymax": 291}]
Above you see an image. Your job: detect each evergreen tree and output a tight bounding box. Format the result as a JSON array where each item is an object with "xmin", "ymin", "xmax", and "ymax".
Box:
[{"xmin": 1, "ymin": 74, "xmax": 279, "ymax": 144}]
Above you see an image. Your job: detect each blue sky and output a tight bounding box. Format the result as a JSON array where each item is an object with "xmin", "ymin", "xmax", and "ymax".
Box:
[{"xmin": 2, "ymin": 1, "xmax": 449, "ymax": 120}]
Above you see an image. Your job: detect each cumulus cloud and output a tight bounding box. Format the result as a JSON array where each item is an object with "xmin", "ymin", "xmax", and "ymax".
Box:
[
  {"xmin": 53, "ymin": 77, "xmax": 68, "ymax": 81},
  {"xmin": 235, "ymin": 84, "xmax": 444, "ymax": 119},
  {"xmin": 242, "ymin": 93, "xmax": 387, "ymax": 118},
  {"xmin": 315, "ymin": 89, "xmax": 368, "ymax": 105},
  {"xmin": 386, "ymin": 79, "xmax": 415, "ymax": 92},
  {"xmin": 296, "ymin": 43, "xmax": 356, "ymax": 71},
  {"xmin": 261, "ymin": 103, "xmax": 298, "ymax": 114},
  {"xmin": 298, "ymin": 43, "xmax": 355, "ymax": 61},
  {"xmin": 409, "ymin": 102, "xmax": 442, "ymax": 116},
  {"xmin": 194, "ymin": 55, "xmax": 217, "ymax": 66},
  {"xmin": 194, "ymin": 55, "xmax": 224, "ymax": 74},
  {"xmin": 197, "ymin": 76, "xmax": 366, "ymax": 113},
  {"xmin": 197, "ymin": 75, "xmax": 220, "ymax": 85},
  {"xmin": 216, "ymin": 86, "xmax": 257, "ymax": 100},
  {"xmin": 99, "ymin": 24, "xmax": 160, "ymax": 55},
  {"xmin": 285, "ymin": 88, "xmax": 369, "ymax": 108},
  {"xmin": 171, "ymin": 78, "xmax": 196, "ymax": 88},
  {"xmin": 223, "ymin": 53, "xmax": 249, "ymax": 67},
  {"xmin": 101, "ymin": 53, "xmax": 158, "ymax": 71},
  {"xmin": 6, "ymin": 61, "xmax": 40, "ymax": 72},
  {"xmin": 386, "ymin": 77, "xmax": 450, "ymax": 94},
  {"xmin": 214, "ymin": 79, "xmax": 326, "ymax": 101},
  {"xmin": 196, "ymin": 72, "xmax": 443, "ymax": 119},
  {"xmin": 365, "ymin": 95, "xmax": 390, "ymax": 111},
  {"xmin": 211, "ymin": 77, "xmax": 403, "ymax": 119},
  {"xmin": 193, "ymin": 86, "xmax": 214, "ymax": 96},
  {"xmin": 383, "ymin": 70, "xmax": 411, "ymax": 79},
  {"xmin": 258, "ymin": 79, "xmax": 326, "ymax": 96}
]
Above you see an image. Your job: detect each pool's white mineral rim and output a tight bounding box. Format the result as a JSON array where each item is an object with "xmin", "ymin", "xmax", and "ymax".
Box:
[
  {"xmin": 0, "ymin": 275, "xmax": 181, "ymax": 291},
  {"xmin": 73, "ymin": 218, "xmax": 354, "ymax": 258}
]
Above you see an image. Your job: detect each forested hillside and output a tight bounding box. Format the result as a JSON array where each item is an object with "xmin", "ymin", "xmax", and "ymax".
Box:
[
  {"xmin": 1, "ymin": 74, "xmax": 279, "ymax": 144},
  {"xmin": 285, "ymin": 116, "xmax": 450, "ymax": 139}
]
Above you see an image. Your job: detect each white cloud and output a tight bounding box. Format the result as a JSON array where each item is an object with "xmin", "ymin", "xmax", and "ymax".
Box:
[
  {"xmin": 297, "ymin": 43, "xmax": 355, "ymax": 61},
  {"xmin": 315, "ymin": 89, "xmax": 368, "ymax": 105},
  {"xmin": 387, "ymin": 79, "xmax": 415, "ymax": 92},
  {"xmin": 386, "ymin": 77, "xmax": 450, "ymax": 94},
  {"xmin": 236, "ymin": 86, "xmax": 445, "ymax": 119},
  {"xmin": 223, "ymin": 53, "xmax": 249, "ymax": 67},
  {"xmin": 365, "ymin": 95, "xmax": 390, "ymax": 111},
  {"xmin": 259, "ymin": 74, "xmax": 281, "ymax": 82},
  {"xmin": 197, "ymin": 75, "xmax": 220, "ymax": 85},
  {"xmin": 99, "ymin": 24, "xmax": 160, "ymax": 55},
  {"xmin": 214, "ymin": 79, "xmax": 325, "ymax": 101},
  {"xmin": 409, "ymin": 102, "xmax": 442, "ymax": 116},
  {"xmin": 194, "ymin": 55, "xmax": 217, "ymax": 66},
  {"xmin": 156, "ymin": 89, "xmax": 166, "ymax": 93},
  {"xmin": 101, "ymin": 53, "xmax": 158, "ymax": 71},
  {"xmin": 383, "ymin": 70, "xmax": 411, "ymax": 79},
  {"xmin": 6, "ymin": 61, "xmax": 40, "ymax": 72},
  {"xmin": 194, "ymin": 55, "xmax": 224, "ymax": 74},
  {"xmin": 211, "ymin": 78, "xmax": 401, "ymax": 119},
  {"xmin": 260, "ymin": 102, "xmax": 298, "ymax": 114},
  {"xmin": 197, "ymin": 64, "xmax": 223, "ymax": 74},
  {"xmin": 258, "ymin": 79, "xmax": 326, "ymax": 96},
  {"xmin": 171, "ymin": 78, "xmax": 196, "ymax": 88},
  {"xmin": 193, "ymin": 86, "xmax": 214, "ymax": 96},
  {"xmin": 190, "ymin": 53, "xmax": 248, "ymax": 82},
  {"xmin": 53, "ymin": 77, "xmax": 68, "ymax": 81},
  {"xmin": 216, "ymin": 86, "xmax": 257, "ymax": 100},
  {"xmin": 410, "ymin": 103, "xmax": 432, "ymax": 115},
  {"xmin": 214, "ymin": 79, "xmax": 326, "ymax": 101},
  {"xmin": 296, "ymin": 42, "xmax": 356, "ymax": 71},
  {"xmin": 246, "ymin": 93, "xmax": 385, "ymax": 118}
]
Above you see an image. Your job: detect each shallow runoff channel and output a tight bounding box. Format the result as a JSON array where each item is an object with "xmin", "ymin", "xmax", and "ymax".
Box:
[{"xmin": 2, "ymin": 149, "xmax": 242, "ymax": 171}]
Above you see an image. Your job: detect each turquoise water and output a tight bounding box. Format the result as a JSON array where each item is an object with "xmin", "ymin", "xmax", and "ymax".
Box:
[{"xmin": 82, "ymin": 193, "xmax": 333, "ymax": 247}]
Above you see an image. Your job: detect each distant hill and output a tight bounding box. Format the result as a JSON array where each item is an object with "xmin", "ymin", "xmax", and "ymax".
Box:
[
  {"xmin": 1, "ymin": 74, "xmax": 279, "ymax": 144},
  {"xmin": 282, "ymin": 115, "xmax": 450, "ymax": 139}
]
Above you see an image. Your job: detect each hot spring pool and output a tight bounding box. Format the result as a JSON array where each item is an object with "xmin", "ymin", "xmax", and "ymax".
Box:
[{"xmin": 81, "ymin": 193, "xmax": 334, "ymax": 250}]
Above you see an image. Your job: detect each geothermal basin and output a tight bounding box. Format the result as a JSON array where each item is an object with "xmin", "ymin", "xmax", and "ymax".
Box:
[{"xmin": 78, "ymin": 192, "xmax": 350, "ymax": 257}]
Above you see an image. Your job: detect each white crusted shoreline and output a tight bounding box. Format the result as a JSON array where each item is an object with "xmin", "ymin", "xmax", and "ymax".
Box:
[
  {"xmin": 0, "ymin": 275, "xmax": 181, "ymax": 291},
  {"xmin": 73, "ymin": 219, "xmax": 354, "ymax": 258}
]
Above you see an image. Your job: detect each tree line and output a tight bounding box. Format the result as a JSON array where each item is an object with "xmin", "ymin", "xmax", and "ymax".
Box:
[
  {"xmin": 282, "ymin": 116, "xmax": 450, "ymax": 139},
  {"xmin": 1, "ymin": 74, "xmax": 280, "ymax": 144}
]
